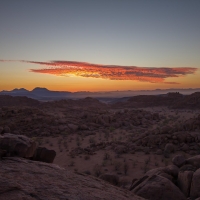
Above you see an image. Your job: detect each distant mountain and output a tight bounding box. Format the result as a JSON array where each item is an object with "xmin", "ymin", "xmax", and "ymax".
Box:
[
  {"xmin": 11, "ymin": 88, "xmax": 29, "ymax": 93},
  {"xmin": 31, "ymin": 87, "xmax": 71, "ymax": 97},
  {"xmin": 1, "ymin": 87, "xmax": 200, "ymax": 101},
  {"xmin": 0, "ymin": 87, "xmax": 71, "ymax": 101},
  {"xmin": 31, "ymin": 87, "xmax": 50, "ymax": 93}
]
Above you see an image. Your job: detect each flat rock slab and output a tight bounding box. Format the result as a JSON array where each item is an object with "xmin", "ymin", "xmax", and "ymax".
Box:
[{"xmin": 0, "ymin": 157, "xmax": 144, "ymax": 200}]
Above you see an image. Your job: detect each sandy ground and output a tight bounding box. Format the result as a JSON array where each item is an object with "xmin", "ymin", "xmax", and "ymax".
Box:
[{"xmin": 38, "ymin": 106, "xmax": 199, "ymax": 187}]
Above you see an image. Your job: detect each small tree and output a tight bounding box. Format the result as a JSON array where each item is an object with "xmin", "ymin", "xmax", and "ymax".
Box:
[{"xmin": 124, "ymin": 162, "xmax": 129, "ymax": 175}]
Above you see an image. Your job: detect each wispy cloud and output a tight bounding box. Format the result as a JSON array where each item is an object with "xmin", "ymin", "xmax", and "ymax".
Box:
[{"xmin": 0, "ymin": 60, "xmax": 197, "ymax": 84}]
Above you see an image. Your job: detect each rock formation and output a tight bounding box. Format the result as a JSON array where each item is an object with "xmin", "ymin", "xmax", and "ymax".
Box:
[{"xmin": 0, "ymin": 157, "xmax": 144, "ymax": 200}]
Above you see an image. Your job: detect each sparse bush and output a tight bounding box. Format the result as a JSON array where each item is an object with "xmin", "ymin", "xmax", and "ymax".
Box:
[
  {"xmin": 84, "ymin": 155, "xmax": 90, "ymax": 160},
  {"xmin": 70, "ymin": 153, "xmax": 75, "ymax": 158},
  {"xmin": 93, "ymin": 164, "xmax": 102, "ymax": 177},
  {"xmin": 114, "ymin": 161, "xmax": 121, "ymax": 171},
  {"xmin": 145, "ymin": 156, "xmax": 151, "ymax": 165},
  {"xmin": 45, "ymin": 139, "xmax": 49, "ymax": 144},
  {"xmin": 132, "ymin": 160, "xmax": 137, "ymax": 168},
  {"xmin": 89, "ymin": 137, "xmax": 96, "ymax": 144},
  {"xmin": 76, "ymin": 140, "xmax": 81, "ymax": 147},
  {"xmin": 143, "ymin": 163, "xmax": 148, "ymax": 174},
  {"xmin": 84, "ymin": 170, "xmax": 91, "ymax": 175},
  {"xmin": 103, "ymin": 152, "xmax": 110, "ymax": 160},
  {"xmin": 109, "ymin": 126, "xmax": 114, "ymax": 132},
  {"xmin": 102, "ymin": 160, "xmax": 107, "ymax": 167},
  {"xmin": 69, "ymin": 160, "xmax": 75, "ymax": 166},
  {"xmin": 124, "ymin": 162, "xmax": 129, "ymax": 175},
  {"xmin": 115, "ymin": 154, "xmax": 121, "ymax": 158}
]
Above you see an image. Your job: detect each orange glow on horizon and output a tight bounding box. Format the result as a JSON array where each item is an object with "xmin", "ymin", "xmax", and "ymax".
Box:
[{"xmin": 0, "ymin": 60, "xmax": 199, "ymax": 92}]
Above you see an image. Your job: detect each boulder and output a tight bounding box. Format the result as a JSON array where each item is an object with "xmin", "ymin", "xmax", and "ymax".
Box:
[
  {"xmin": 0, "ymin": 133, "xmax": 37, "ymax": 158},
  {"xmin": 145, "ymin": 167, "xmax": 173, "ymax": 182},
  {"xmin": 114, "ymin": 145, "xmax": 127, "ymax": 154},
  {"xmin": 129, "ymin": 164, "xmax": 179, "ymax": 193},
  {"xmin": 68, "ymin": 124, "xmax": 78, "ymax": 131},
  {"xmin": 0, "ymin": 126, "xmax": 3, "ymax": 134},
  {"xmin": 131, "ymin": 174, "xmax": 186, "ymax": 200},
  {"xmin": 33, "ymin": 147, "xmax": 56, "ymax": 163},
  {"xmin": 0, "ymin": 149, "xmax": 6, "ymax": 159},
  {"xmin": 164, "ymin": 143, "xmax": 175, "ymax": 154},
  {"xmin": 186, "ymin": 155, "xmax": 200, "ymax": 169},
  {"xmin": 2, "ymin": 126, "xmax": 10, "ymax": 134},
  {"xmin": 165, "ymin": 165, "xmax": 179, "ymax": 178},
  {"xmin": 99, "ymin": 174, "xmax": 119, "ymax": 186},
  {"xmin": 177, "ymin": 171, "xmax": 193, "ymax": 197},
  {"xmin": 190, "ymin": 168, "xmax": 200, "ymax": 199},
  {"xmin": 164, "ymin": 143, "xmax": 175, "ymax": 158},
  {"xmin": 79, "ymin": 124, "xmax": 89, "ymax": 130},
  {"xmin": 180, "ymin": 164, "xmax": 196, "ymax": 172},
  {"xmin": 180, "ymin": 143, "xmax": 189, "ymax": 151},
  {"xmin": 156, "ymin": 149, "xmax": 162, "ymax": 155},
  {"xmin": 146, "ymin": 165, "xmax": 179, "ymax": 180},
  {"xmin": 172, "ymin": 155, "xmax": 186, "ymax": 167}
]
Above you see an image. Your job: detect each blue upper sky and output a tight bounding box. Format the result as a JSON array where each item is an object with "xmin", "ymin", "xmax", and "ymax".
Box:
[{"xmin": 1, "ymin": 0, "xmax": 200, "ymax": 67}]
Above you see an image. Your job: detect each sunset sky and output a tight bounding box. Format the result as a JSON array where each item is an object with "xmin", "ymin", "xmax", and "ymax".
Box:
[{"xmin": 0, "ymin": 0, "xmax": 200, "ymax": 92}]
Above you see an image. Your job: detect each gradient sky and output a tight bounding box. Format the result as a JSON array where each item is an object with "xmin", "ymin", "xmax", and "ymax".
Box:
[{"xmin": 0, "ymin": 0, "xmax": 200, "ymax": 92}]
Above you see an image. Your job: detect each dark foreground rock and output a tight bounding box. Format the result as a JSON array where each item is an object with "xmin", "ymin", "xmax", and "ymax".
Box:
[
  {"xmin": 0, "ymin": 133, "xmax": 37, "ymax": 158},
  {"xmin": 0, "ymin": 157, "xmax": 144, "ymax": 200},
  {"xmin": 130, "ymin": 174, "xmax": 186, "ymax": 200},
  {"xmin": 32, "ymin": 147, "xmax": 56, "ymax": 163},
  {"xmin": 99, "ymin": 174, "xmax": 119, "ymax": 186}
]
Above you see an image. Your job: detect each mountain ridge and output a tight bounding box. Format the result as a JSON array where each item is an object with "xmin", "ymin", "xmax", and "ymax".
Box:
[{"xmin": 1, "ymin": 87, "xmax": 200, "ymax": 101}]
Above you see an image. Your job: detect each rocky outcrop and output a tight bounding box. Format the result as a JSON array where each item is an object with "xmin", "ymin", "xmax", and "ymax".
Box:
[
  {"xmin": 164, "ymin": 143, "xmax": 175, "ymax": 154},
  {"xmin": 99, "ymin": 174, "xmax": 119, "ymax": 186},
  {"xmin": 172, "ymin": 155, "xmax": 186, "ymax": 167},
  {"xmin": 0, "ymin": 95, "xmax": 41, "ymax": 107},
  {"xmin": 32, "ymin": 147, "xmax": 56, "ymax": 163},
  {"xmin": 0, "ymin": 133, "xmax": 37, "ymax": 158},
  {"xmin": 0, "ymin": 133, "xmax": 56, "ymax": 163},
  {"xmin": 129, "ymin": 154, "xmax": 200, "ymax": 199},
  {"xmin": 0, "ymin": 157, "xmax": 144, "ymax": 200},
  {"xmin": 0, "ymin": 126, "xmax": 3, "ymax": 134},
  {"xmin": 131, "ymin": 174, "xmax": 186, "ymax": 200},
  {"xmin": 2, "ymin": 126, "xmax": 10, "ymax": 134},
  {"xmin": 190, "ymin": 168, "xmax": 200, "ymax": 199},
  {"xmin": 177, "ymin": 171, "xmax": 193, "ymax": 197},
  {"xmin": 186, "ymin": 155, "xmax": 200, "ymax": 169}
]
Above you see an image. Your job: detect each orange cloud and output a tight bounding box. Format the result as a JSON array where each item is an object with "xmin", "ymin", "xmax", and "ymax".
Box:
[
  {"xmin": 1, "ymin": 60, "xmax": 197, "ymax": 83},
  {"xmin": 28, "ymin": 60, "xmax": 197, "ymax": 84}
]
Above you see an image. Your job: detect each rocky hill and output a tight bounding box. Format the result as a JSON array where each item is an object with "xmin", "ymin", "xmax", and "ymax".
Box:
[
  {"xmin": 0, "ymin": 95, "xmax": 41, "ymax": 107},
  {"xmin": 112, "ymin": 92, "xmax": 200, "ymax": 109},
  {"xmin": 171, "ymin": 92, "xmax": 200, "ymax": 109}
]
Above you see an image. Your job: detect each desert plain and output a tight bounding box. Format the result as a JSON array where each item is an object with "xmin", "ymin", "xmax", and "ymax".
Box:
[{"xmin": 0, "ymin": 92, "xmax": 200, "ymax": 199}]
